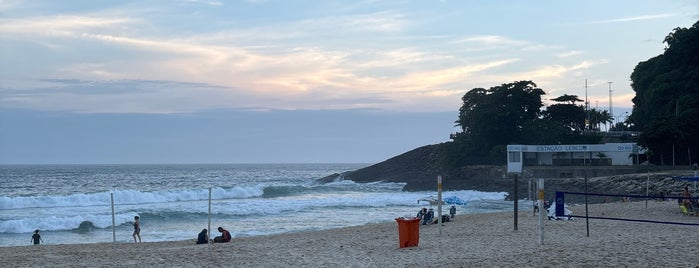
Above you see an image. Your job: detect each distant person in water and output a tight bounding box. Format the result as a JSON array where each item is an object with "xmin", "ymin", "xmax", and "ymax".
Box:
[
  {"xmin": 213, "ymin": 227, "xmax": 231, "ymax": 243},
  {"xmin": 197, "ymin": 228, "xmax": 208, "ymax": 244},
  {"xmin": 31, "ymin": 229, "xmax": 43, "ymax": 245},
  {"xmin": 132, "ymin": 216, "xmax": 141, "ymax": 243}
]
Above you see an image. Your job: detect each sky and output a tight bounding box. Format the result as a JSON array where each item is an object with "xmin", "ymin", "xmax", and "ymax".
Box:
[{"xmin": 1, "ymin": 0, "xmax": 697, "ymax": 164}]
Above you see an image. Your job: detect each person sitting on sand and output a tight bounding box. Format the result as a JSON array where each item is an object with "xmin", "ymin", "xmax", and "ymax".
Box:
[
  {"xmin": 197, "ymin": 228, "xmax": 208, "ymax": 244},
  {"xmin": 422, "ymin": 209, "xmax": 434, "ymax": 225},
  {"xmin": 416, "ymin": 208, "xmax": 427, "ymax": 220},
  {"xmin": 682, "ymin": 185, "xmax": 693, "ymax": 210},
  {"xmin": 31, "ymin": 229, "xmax": 44, "ymax": 245},
  {"xmin": 213, "ymin": 227, "xmax": 231, "ymax": 243}
]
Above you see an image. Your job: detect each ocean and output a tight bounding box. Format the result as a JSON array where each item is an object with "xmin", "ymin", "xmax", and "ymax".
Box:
[{"xmin": 0, "ymin": 164, "xmax": 517, "ymax": 247}]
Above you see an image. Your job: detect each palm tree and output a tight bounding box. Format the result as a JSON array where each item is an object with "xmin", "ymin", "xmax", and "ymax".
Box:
[{"xmin": 599, "ymin": 110, "xmax": 613, "ymax": 131}]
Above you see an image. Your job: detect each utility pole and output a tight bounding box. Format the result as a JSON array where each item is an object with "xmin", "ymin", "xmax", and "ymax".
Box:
[
  {"xmin": 585, "ymin": 79, "xmax": 590, "ymax": 130},
  {"xmin": 608, "ymin": 82, "xmax": 613, "ymax": 123}
]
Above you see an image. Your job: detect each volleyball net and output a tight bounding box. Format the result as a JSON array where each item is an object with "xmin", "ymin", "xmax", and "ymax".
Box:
[{"xmin": 554, "ymin": 191, "xmax": 699, "ymax": 226}]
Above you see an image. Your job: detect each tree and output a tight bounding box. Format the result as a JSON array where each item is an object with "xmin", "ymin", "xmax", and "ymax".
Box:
[
  {"xmin": 544, "ymin": 95, "xmax": 586, "ymax": 133},
  {"xmin": 630, "ymin": 20, "xmax": 699, "ymax": 165},
  {"xmin": 588, "ymin": 108, "xmax": 613, "ymax": 131},
  {"xmin": 455, "ymin": 81, "xmax": 545, "ymax": 157}
]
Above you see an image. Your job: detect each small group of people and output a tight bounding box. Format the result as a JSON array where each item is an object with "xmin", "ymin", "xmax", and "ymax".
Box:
[
  {"xmin": 131, "ymin": 214, "xmax": 233, "ymax": 245},
  {"xmin": 196, "ymin": 227, "xmax": 232, "ymax": 244},
  {"xmin": 416, "ymin": 206, "xmax": 456, "ymax": 225},
  {"xmin": 30, "ymin": 215, "xmax": 234, "ymax": 245}
]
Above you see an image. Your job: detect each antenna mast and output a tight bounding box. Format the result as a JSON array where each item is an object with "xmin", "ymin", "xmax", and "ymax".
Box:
[
  {"xmin": 608, "ymin": 81, "xmax": 613, "ymax": 122},
  {"xmin": 585, "ymin": 79, "xmax": 589, "ymax": 130}
]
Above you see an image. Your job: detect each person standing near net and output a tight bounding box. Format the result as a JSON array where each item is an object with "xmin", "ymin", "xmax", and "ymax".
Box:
[{"xmin": 132, "ymin": 216, "xmax": 142, "ymax": 243}]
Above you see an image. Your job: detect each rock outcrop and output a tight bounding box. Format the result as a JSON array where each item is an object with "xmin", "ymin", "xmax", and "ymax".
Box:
[{"xmin": 318, "ymin": 144, "xmax": 698, "ymax": 202}]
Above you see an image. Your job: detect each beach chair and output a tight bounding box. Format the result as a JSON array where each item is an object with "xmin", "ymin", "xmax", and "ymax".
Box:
[{"xmin": 679, "ymin": 204, "xmax": 694, "ymax": 216}]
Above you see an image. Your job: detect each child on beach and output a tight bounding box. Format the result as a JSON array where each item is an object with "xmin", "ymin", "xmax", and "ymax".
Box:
[
  {"xmin": 31, "ymin": 229, "xmax": 43, "ymax": 245},
  {"xmin": 132, "ymin": 216, "xmax": 141, "ymax": 243}
]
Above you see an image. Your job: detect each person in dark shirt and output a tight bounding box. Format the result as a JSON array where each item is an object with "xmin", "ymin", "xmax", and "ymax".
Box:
[
  {"xmin": 197, "ymin": 228, "xmax": 208, "ymax": 244},
  {"xmin": 31, "ymin": 229, "xmax": 43, "ymax": 245},
  {"xmin": 213, "ymin": 227, "xmax": 231, "ymax": 243},
  {"xmin": 132, "ymin": 216, "xmax": 141, "ymax": 243}
]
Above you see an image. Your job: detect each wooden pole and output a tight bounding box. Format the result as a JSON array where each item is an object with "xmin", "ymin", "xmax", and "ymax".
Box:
[
  {"xmin": 645, "ymin": 173, "xmax": 649, "ymax": 208},
  {"xmin": 513, "ymin": 174, "xmax": 518, "ymax": 231},
  {"xmin": 538, "ymin": 178, "xmax": 544, "ymax": 245},
  {"xmin": 585, "ymin": 175, "xmax": 590, "ymax": 237},
  {"xmin": 437, "ymin": 175, "xmax": 443, "ymax": 236},
  {"xmin": 111, "ymin": 193, "xmax": 116, "ymax": 243},
  {"xmin": 208, "ymin": 187, "xmax": 212, "ymax": 245}
]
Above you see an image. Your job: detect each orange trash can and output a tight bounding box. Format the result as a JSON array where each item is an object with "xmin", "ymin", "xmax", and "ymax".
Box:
[{"xmin": 395, "ymin": 217, "xmax": 420, "ymax": 248}]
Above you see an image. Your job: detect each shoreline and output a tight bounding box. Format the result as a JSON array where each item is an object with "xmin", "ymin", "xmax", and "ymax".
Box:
[{"xmin": 3, "ymin": 200, "xmax": 699, "ymax": 267}]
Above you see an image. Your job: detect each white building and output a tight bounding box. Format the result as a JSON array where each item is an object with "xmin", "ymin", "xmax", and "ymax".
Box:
[{"xmin": 507, "ymin": 143, "xmax": 644, "ymax": 173}]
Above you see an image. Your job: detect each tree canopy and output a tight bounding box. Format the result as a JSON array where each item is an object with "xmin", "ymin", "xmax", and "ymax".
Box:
[
  {"xmin": 445, "ymin": 20, "xmax": 698, "ymax": 167},
  {"xmin": 630, "ymin": 20, "xmax": 699, "ymax": 165},
  {"xmin": 451, "ymin": 81, "xmax": 601, "ymax": 165}
]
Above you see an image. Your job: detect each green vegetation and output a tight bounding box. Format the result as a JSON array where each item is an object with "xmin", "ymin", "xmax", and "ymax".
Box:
[
  {"xmin": 444, "ymin": 20, "xmax": 698, "ymax": 167},
  {"xmin": 630, "ymin": 20, "xmax": 699, "ymax": 165},
  {"xmin": 448, "ymin": 81, "xmax": 602, "ymax": 166}
]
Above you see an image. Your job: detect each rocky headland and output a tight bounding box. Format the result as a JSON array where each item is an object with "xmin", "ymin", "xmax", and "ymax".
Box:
[{"xmin": 318, "ymin": 144, "xmax": 698, "ymax": 203}]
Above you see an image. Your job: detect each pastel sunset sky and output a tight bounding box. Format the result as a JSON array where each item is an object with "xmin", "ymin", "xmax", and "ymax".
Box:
[{"xmin": 1, "ymin": 0, "xmax": 697, "ymax": 164}]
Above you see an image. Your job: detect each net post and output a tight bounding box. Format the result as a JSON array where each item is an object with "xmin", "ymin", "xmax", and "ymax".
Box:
[
  {"xmin": 437, "ymin": 175, "xmax": 442, "ymax": 236},
  {"xmin": 208, "ymin": 187, "xmax": 212, "ymax": 247},
  {"xmin": 585, "ymin": 176, "xmax": 589, "ymax": 237},
  {"xmin": 645, "ymin": 172, "xmax": 649, "ymax": 208},
  {"xmin": 513, "ymin": 173, "xmax": 518, "ymax": 231},
  {"xmin": 111, "ymin": 192, "xmax": 116, "ymax": 244},
  {"xmin": 537, "ymin": 178, "xmax": 544, "ymax": 245}
]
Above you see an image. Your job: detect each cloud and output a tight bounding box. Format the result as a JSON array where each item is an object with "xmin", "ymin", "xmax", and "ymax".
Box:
[
  {"xmin": 3, "ymin": 2, "xmax": 671, "ymax": 114},
  {"xmin": 556, "ymin": 50, "xmax": 582, "ymax": 58},
  {"xmin": 175, "ymin": 0, "xmax": 224, "ymax": 6},
  {"xmin": 297, "ymin": 11, "xmax": 407, "ymax": 33},
  {"xmin": 0, "ymin": 15, "xmax": 135, "ymax": 37},
  {"xmin": 454, "ymin": 35, "xmax": 529, "ymax": 47},
  {"xmin": 588, "ymin": 13, "xmax": 677, "ymax": 24}
]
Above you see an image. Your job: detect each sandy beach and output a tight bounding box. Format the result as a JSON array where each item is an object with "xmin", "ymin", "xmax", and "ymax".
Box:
[{"xmin": 3, "ymin": 200, "xmax": 698, "ymax": 267}]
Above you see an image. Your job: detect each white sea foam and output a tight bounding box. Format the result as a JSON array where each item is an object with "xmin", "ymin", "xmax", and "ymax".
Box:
[
  {"xmin": 0, "ymin": 186, "xmax": 265, "ymax": 210},
  {"xmin": 0, "ymin": 164, "xmax": 512, "ymax": 247}
]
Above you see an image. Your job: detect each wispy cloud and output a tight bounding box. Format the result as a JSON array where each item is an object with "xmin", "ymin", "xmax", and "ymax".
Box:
[
  {"xmin": 454, "ymin": 35, "xmax": 529, "ymax": 47},
  {"xmin": 589, "ymin": 13, "xmax": 677, "ymax": 24},
  {"xmin": 1, "ymin": 1, "xmax": 691, "ymax": 113},
  {"xmin": 175, "ymin": 0, "xmax": 224, "ymax": 6},
  {"xmin": 556, "ymin": 50, "xmax": 582, "ymax": 58},
  {"xmin": 298, "ymin": 11, "xmax": 407, "ymax": 33},
  {"xmin": 0, "ymin": 15, "xmax": 135, "ymax": 35}
]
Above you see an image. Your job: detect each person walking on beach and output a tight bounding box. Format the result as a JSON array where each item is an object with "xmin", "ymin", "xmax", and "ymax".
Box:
[
  {"xmin": 449, "ymin": 205, "xmax": 456, "ymax": 219},
  {"xmin": 213, "ymin": 227, "xmax": 231, "ymax": 243},
  {"xmin": 132, "ymin": 216, "xmax": 141, "ymax": 243},
  {"xmin": 31, "ymin": 229, "xmax": 43, "ymax": 245}
]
